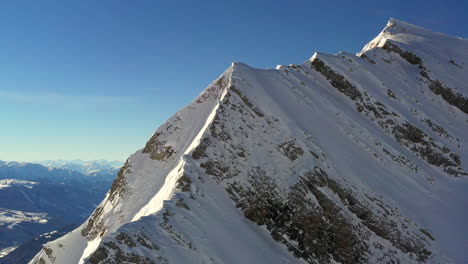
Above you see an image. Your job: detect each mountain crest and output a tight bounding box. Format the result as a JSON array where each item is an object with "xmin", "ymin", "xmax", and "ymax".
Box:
[{"xmin": 31, "ymin": 19, "xmax": 468, "ymax": 264}]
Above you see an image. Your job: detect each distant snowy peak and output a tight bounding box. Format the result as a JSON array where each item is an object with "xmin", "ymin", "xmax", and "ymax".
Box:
[
  {"xmin": 36, "ymin": 160, "xmax": 123, "ymax": 176},
  {"xmin": 31, "ymin": 19, "xmax": 468, "ymax": 264}
]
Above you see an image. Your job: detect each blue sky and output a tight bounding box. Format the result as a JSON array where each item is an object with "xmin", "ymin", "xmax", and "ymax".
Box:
[{"xmin": 1, "ymin": 0, "xmax": 466, "ymax": 162}]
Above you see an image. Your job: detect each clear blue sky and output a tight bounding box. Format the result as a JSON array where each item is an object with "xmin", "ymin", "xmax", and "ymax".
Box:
[{"xmin": 1, "ymin": 0, "xmax": 466, "ymax": 162}]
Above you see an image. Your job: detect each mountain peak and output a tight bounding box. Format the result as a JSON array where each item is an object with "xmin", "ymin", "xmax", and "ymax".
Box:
[
  {"xmin": 386, "ymin": 18, "xmax": 428, "ymax": 33},
  {"xmin": 360, "ymin": 17, "xmax": 467, "ymax": 56},
  {"xmin": 31, "ymin": 19, "xmax": 468, "ymax": 264}
]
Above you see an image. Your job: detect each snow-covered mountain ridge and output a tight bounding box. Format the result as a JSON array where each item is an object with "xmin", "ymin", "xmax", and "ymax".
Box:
[{"xmin": 31, "ymin": 19, "xmax": 468, "ymax": 264}]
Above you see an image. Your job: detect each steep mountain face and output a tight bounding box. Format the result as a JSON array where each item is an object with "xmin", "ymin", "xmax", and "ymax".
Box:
[
  {"xmin": 31, "ymin": 19, "xmax": 467, "ymax": 264},
  {"xmin": 0, "ymin": 162, "xmax": 116, "ymax": 260}
]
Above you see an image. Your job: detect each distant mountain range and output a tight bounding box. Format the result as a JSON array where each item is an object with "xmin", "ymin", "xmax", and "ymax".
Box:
[
  {"xmin": 34, "ymin": 160, "xmax": 122, "ymax": 176},
  {"xmin": 0, "ymin": 160, "xmax": 121, "ymax": 263}
]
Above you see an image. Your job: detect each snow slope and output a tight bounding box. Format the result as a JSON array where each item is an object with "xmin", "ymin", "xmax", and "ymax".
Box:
[{"xmin": 31, "ymin": 19, "xmax": 467, "ymax": 264}]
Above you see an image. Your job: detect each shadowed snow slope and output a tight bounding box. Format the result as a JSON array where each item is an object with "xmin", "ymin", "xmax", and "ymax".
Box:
[{"xmin": 31, "ymin": 19, "xmax": 467, "ymax": 264}]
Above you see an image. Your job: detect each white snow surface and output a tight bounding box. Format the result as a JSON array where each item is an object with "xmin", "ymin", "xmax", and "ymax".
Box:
[
  {"xmin": 31, "ymin": 19, "xmax": 468, "ymax": 264},
  {"xmin": 0, "ymin": 208, "xmax": 48, "ymax": 228},
  {"xmin": 0, "ymin": 246, "xmax": 18, "ymax": 258},
  {"xmin": 0, "ymin": 179, "xmax": 37, "ymax": 189}
]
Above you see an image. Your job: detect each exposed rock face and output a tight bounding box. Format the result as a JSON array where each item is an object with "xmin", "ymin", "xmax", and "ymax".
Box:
[
  {"xmin": 312, "ymin": 55, "xmax": 464, "ymax": 176},
  {"xmin": 31, "ymin": 19, "xmax": 468, "ymax": 264},
  {"xmin": 277, "ymin": 141, "xmax": 304, "ymax": 161},
  {"xmin": 311, "ymin": 58, "xmax": 363, "ymax": 100},
  {"xmin": 227, "ymin": 166, "xmax": 434, "ymax": 263},
  {"xmin": 427, "ymin": 79, "xmax": 468, "ymax": 114},
  {"xmin": 382, "ymin": 41, "xmax": 424, "ymax": 67},
  {"xmin": 81, "ymin": 159, "xmax": 132, "ymax": 240}
]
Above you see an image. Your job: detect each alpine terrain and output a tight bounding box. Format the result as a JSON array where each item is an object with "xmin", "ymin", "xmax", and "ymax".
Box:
[
  {"xmin": 31, "ymin": 19, "xmax": 468, "ymax": 263},
  {"xmin": 0, "ymin": 161, "xmax": 118, "ymax": 262}
]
